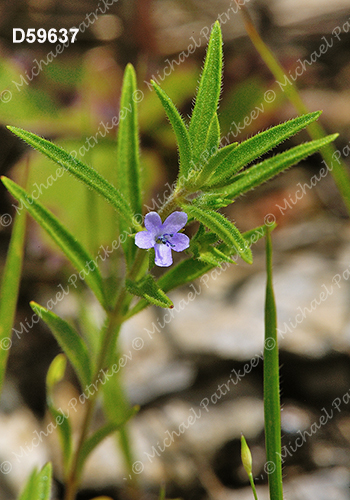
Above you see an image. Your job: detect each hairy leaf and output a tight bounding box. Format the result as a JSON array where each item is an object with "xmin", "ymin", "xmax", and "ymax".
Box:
[
  {"xmin": 182, "ymin": 204, "xmax": 253, "ymax": 264},
  {"xmin": 224, "ymin": 134, "xmax": 338, "ymax": 199},
  {"xmin": 2, "ymin": 177, "xmax": 107, "ymax": 307},
  {"xmin": 31, "ymin": 302, "xmax": 93, "ymax": 388},
  {"xmin": 189, "ymin": 21, "xmax": 222, "ymax": 166},
  {"xmin": 206, "ymin": 111, "xmax": 323, "ymax": 187},
  {"xmin": 7, "ymin": 126, "xmax": 139, "ymax": 229},
  {"xmin": 126, "ymin": 275, "xmax": 173, "ymax": 309},
  {"xmin": 151, "ymin": 80, "xmax": 192, "ymax": 181},
  {"xmin": 117, "ymin": 64, "xmax": 142, "ymax": 267}
]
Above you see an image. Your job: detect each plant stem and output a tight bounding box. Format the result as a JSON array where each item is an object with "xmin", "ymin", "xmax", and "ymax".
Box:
[
  {"xmin": 64, "ymin": 250, "xmax": 147, "ymax": 500},
  {"xmin": 239, "ymin": 4, "xmax": 350, "ymax": 215}
]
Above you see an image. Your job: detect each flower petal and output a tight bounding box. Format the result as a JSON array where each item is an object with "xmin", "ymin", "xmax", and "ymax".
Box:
[
  {"xmin": 170, "ymin": 232, "xmax": 190, "ymax": 252},
  {"xmin": 162, "ymin": 211, "xmax": 188, "ymax": 233},
  {"xmin": 135, "ymin": 231, "xmax": 155, "ymax": 249},
  {"xmin": 144, "ymin": 212, "xmax": 162, "ymax": 235},
  {"xmin": 154, "ymin": 243, "xmax": 173, "ymax": 267}
]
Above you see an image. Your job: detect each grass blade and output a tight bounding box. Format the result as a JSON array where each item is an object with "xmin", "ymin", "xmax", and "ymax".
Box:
[
  {"xmin": 0, "ymin": 209, "xmax": 26, "ymax": 395},
  {"xmin": 31, "ymin": 301, "xmax": 93, "ymax": 388},
  {"xmin": 7, "ymin": 126, "xmax": 139, "ymax": 229},
  {"xmin": 264, "ymin": 226, "xmax": 283, "ymax": 500},
  {"xmin": 2, "ymin": 177, "xmax": 107, "ymax": 307}
]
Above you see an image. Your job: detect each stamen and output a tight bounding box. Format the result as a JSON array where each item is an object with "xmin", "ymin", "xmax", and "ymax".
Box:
[{"xmin": 157, "ymin": 233, "xmax": 175, "ymax": 247}]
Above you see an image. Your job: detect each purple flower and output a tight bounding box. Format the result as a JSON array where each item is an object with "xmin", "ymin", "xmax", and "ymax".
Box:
[{"xmin": 135, "ymin": 211, "xmax": 190, "ymax": 267}]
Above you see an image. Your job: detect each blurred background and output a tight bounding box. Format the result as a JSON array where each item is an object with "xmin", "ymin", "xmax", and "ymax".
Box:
[{"xmin": 1, "ymin": 0, "xmax": 350, "ymax": 499}]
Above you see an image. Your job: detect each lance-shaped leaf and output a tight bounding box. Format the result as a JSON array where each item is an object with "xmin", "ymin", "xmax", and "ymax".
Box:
[
  {"xmin": 204, "ymin": 113, "xmax": 220, "ymax": 158},
  {"xmin": 76, "ymin": 407, "xmax": 138, "ymax": 476},
  {"xmin": 194, "ymin": 141, "xmax": 238, "ymax": 187},
  {"xmin": 126, "ymin": 275, "xmax": 173, "ymax": 309},
  {"xmin": 7, "ymin": 126, "xmax": 139, "ymax": 229},
  {"xmin": 182, "ymin": 204, "xmax": 253, "ymax": 264},
  {"xmin": 206, "ymin": 111, "xmax": 323, "ymax": 188},
  {"xmin": 30, "ymin": 302, "xmax": 93, "ymax": 389},
  {"xmin": 117, "ymin": 64, "xmax": 142, "ymax": 267},
  {"xmin": 0, "ymin": 209, "xmax": 26, "ymax": 395},
  {"xmin": 2, "ymin": 177, "xmax": 107, "ymax": 307},
  {"xmin": 151, "ymin": 80, "xmax": 192, "ymax": 181},
  {"xmin": 126, "ymin": 224, "xmax": 269, "ymax": 319},
  {"xmin": 189, "ymin": 21, "xmax": 222, "ymax": 165},
  {"xmin": 224, "ymin": 134, "xmax": 338, "ymax": 199},
  {"xmin": 18, "ymin": 463, "xmax": 52, "ymax": 500}
]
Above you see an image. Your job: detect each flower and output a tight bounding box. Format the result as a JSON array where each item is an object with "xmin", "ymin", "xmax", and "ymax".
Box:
[{"xmin": 135, "ymin": 211, "xmax": 190, "ymax": 267}]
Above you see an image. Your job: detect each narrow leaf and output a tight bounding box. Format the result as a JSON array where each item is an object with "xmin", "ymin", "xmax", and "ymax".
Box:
[
  {"xmin": 46, "ymin": 355, "xmax": 72, "ymax": 477},
  {"xmin": 18, "ymin": 463, "xmax": 52, "ymax": 500},
  {"xmin": 117, "ymin": 64, "xmax": 142, "ymax": 267},
  {"xmin": 207, "ymin": 111, "xmax": 323, "ymax": 187},
  {"xmin": 18, "ymin": 468, "xmax": 38, "ymax": 500},
  {"xmin": 126, "ymin": 275, "xmax": 173, "ymax": 309},
  {"xmin": 224, "ymin": 134, "xmax": 338, "ymax": 199},
  {"xmin": 204, "ymin": 113, "xmax": 220, "ymax": 158},
  {"xmin": 189, "ymin": 21, "xmax": 223, "ymax": 165},
  {"xmin": 151, "ymin": 80, "xmax": 192, "ymax": 181},
  {"xmin": 0, "ymin": 210, "xmax": 26, "ymax": 395},
  {"xmin": 194, "ymin": 141, "xmax": 238, "ymax": 187},
  {"xmin": 31, "ymin": 301, "xmax": 93, "ymax": 388},
  {"xmin": 36, "ymin": 462, "xmax": 52, "ymax": 500},
  {"xmin": 264, "ymin": 226, "xmax": 283, "ymax": 499},
  {"xmin": 182, "ymin": 204, "xmax": 253, "ymax": 264},
  {"xmin": 117, "ymin": 64, "xmax": 142, "ymax": 216},
  {"xmin": 7, "ymin": 126, "xmax": 139, "ymax": 229},
  {"xmin": 125, "ymin": 224, "xmax": 269, "ymax": 319},
  {"xmin": 77, "ymin": 408, "xmax": 138, "ymax": 476},
  {"xmin": 2, "ymin": 177, "xmax": 106, "ymax": 307}
]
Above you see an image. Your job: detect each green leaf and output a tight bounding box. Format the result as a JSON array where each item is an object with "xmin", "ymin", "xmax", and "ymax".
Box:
[
  {"xmin": 204, "ymin": 113, "xmax": 220, "ymax": 159},
  {"xmin": 194, "ymin": 141, "xmax": 238, "ymax": 187},
  {"xmin": 45, "ymin": 355, "xmax": 72, "ymax": 477},
  {"xmin": 46, "ymin": 353, "xmax": 66, "ymax": 390},
  {"xmin": 151, "ymin": 80, "xmax": 192, "ymax": 181},
  {"xmin": 117, "ymin": 64, "xmax": 142, "ymax": 216},
  {"xmin": 223, "ymin": 134, "xmax": 339, "ymax": 199},
  {"xmin": 2, "ymin": 177, "xmax": 107, "ymax": 307},
  {"xmin": 125, "ymin": 224, "xmax": 269, "ymax": 320},
  {"xmin": 189, "ymin": 21, "xmax": 223, "ymax": 166},
  {"xmin": 182, "ymin": 204, "xmax": 253, "ymax": 264},
  {"xmin": 0, "ymin": 210, "xmax": 26, "ymax": 395},
  {"xmin": 77, "ymin": 408, "xmax": 138, "ymax": 476},
  {"xmin": 18, "ymin": 463, "xmax": 52, "ymax": 500},
  {"xmin": 30, "ymin": 301, "xmax": 93, "ymax": 388},
  {"xmin": 126, "ymin": 275, "xmax": 173, "ymax": 309},
  {"xmin": 7, "ymin": 126, "xmax": 139, "ymax": 229},
  {"xmin": 264, "ymin": 226, "xmax": 284, "ymax": 499},
  {"xmin": 117, "ymin": 64, "xmax": 142, "ymax": 267},
  {"xmin": 206, "ymin": 111, "xmax": 323, "ymax": 187},
  {"xmin": 198, "ymin": 247, "xmax": 236, "ymax": 266}
]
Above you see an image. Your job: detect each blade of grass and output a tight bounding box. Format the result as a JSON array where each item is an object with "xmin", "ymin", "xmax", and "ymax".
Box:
[
  {"xmin": 239, "ymin": 5, "xmax": 350, "ymax": 215},
  {"xmin": 264, "ymin": 226, "xmax": 283, "ymax": 500}
]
